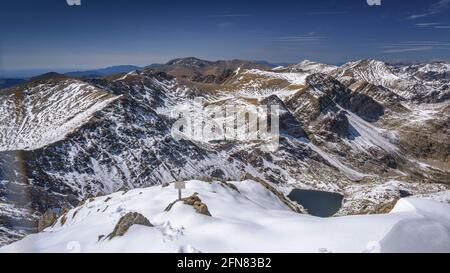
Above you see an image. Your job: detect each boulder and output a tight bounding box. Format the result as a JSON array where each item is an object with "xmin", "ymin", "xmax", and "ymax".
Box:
[
  {"xmin": 165, "ymin": 193, "xmax": 212, "ymax": 216},
  {"xmin": 107, "ymin": 212, "xmax": 153, "ymax": 240},
  {"xmin": 184, "ymin": 193, "xmax": 212, "ymax": 216}
]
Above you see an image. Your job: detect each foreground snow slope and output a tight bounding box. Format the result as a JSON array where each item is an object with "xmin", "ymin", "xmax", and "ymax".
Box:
[{"xmin": 1, "ymin": 180, "xmax": 449, "ymax": 253}]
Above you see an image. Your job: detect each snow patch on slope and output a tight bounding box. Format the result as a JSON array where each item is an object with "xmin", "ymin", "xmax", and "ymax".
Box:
[
  {"xmin": 243, "ymin": 69, "xmax": 309, "ymax": 85},
  {"xmin": 289, "ymin": 60, "xmax": 338, "ymax": 74},
  {"xmin": 305, "ymin": 141, "xmax": 367, "ymax": 181},
  {"xmin": 345, "ymin": 111, "xmax": 398, "ymax": 153}
]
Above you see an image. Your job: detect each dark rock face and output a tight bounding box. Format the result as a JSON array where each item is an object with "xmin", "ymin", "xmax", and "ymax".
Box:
[
  {"xmin": 211, "ymin": 169, "xmax": 225, "ymax": 180},
  {"xmin": 37, "ymin": 209, "xmax": 57, "ymax": 232},
  {"xmin": 262, "ymin": 95, "xmax": 308, "ymax": 139},
  {"xmin": 396, "ymin": 120, "xmax": 450, "ymax": 163},
  {"xmin": 349, "ymin": 93, "xmax": 384, "ymax": 122},
  {"xmin": 379, "ymin": 154, "xmax": 398, "ymax": 169},
  {"xmin": 289, "ymin": 73, "xmax": 384, "ymax": 124},
  {"xmin": 286, "ymin": 74, "xmax": 354, "ymax": 141},
  {"xmin": 349, "ymin": 81, "xmax": 405, "ymax": 106},
  {"xmin": 286, "ymin": 73, "xmax": 353, "ymax": 131},
  {"xmin": 306, "ymin": 73, "xmax": 350, "ymax": 108},
  {"xmin": 326, "ymin": 111, "xmax": 350, "ymax": 137},
  {"xmin": 107, "ymin": 212, "xmax": 153, "ymax": 239}
]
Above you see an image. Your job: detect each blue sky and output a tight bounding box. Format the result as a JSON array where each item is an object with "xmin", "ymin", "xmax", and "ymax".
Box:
[{"xmin": 1, "ymin": 0, "xmax": 450, "ymax": 75}]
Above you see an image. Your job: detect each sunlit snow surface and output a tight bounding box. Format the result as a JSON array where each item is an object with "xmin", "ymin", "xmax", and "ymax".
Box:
[
  {"xmin": 1, "ymin": 180, "xmax": 449, "ymax": 253},
  {"xmin": 0, "ymin": 81, "xmax": 121, "ymax": 151}
]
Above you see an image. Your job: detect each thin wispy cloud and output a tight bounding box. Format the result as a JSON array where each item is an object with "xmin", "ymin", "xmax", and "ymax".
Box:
[
  {"xmin": 415, "ymin": 22, "xmax": 450, "ymax": 29},
  {"xmin": 416, "ymin": 22, "xmax": 450, "ymax": 29},
  {"xmin": 415, "ymin": 22, "xmax": 441, "ymax": 27},
  {"xmin": 382, "ymin": 47, "xmax": 434, "ymax": 53},
  {"xmin": 273, "ymin": 35, "xmax": 328, "ymax": 43},
  {"xmin": 382, "ymin": 41, "xmax": 450, "ymax": 53},
  {"xmin": 429, "ymin": 0, "xmax": 450, "ymax": 13},
  {"xmin": 409, "ymin": 0, "xmax": 450, "ymax": 19}
]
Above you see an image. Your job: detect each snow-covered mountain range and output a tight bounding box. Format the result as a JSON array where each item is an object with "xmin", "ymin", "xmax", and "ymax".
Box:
[{"xmin": 0, "ymin": 58, "xmax": 449, "ymax": 250}]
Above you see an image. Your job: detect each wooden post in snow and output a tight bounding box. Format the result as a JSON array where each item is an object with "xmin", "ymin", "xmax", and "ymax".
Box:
[{"xmin": 175, "ymin": 181, "xmax": 185, "ymax": 200}]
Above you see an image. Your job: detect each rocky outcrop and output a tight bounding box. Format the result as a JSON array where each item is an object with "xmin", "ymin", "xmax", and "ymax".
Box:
[
  {"xmin": 349, "ymin": 92, "xmax": 384, "ymax": 122},
  {"xmin": 261, "ymin": 95, "xmax": 308, "ymax": 138},
  {"xmin": 107, "ymin": 212, "xmax": 153, "ymax": 240},
  {"xmin": 286, "ymin": 87, "xmax": 339, "ymax": 128},
  {"xmin": 37, "ymin": 209, "xmax": 58, "ymax": 232},
  {"xmin": 374, "ymin": 199, "xmax": 399, "ymax": 214},
  {"xmin": 322, "ymin": 110, "xmax": 350, "ymax": 138},
  {"xmin": 396, "ymin": 119, "xmax": 450, "ymax": 164},
  {"xmin": 348, "ymin": 81, "xmax": 406, "ymax": 111},
  {"xmin": 183, "ymin": 193, "xmax": 212, "ymax": 216},
  {"xmin": 165, "ymin": 193, "xmax": 212, "ymax": 216},
  {"xmin": 305, "ymin": 73, "xmax": 350, "ymax": 108}
]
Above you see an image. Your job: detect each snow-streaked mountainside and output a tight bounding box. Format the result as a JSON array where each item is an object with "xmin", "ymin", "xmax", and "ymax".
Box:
[
  {"xmin": 1, "ymin": 180, "xmax": 449, "ymax": 253},
  {"xmin": 0, "ymin": 80, "xmax": 120, "ymax": 151},
  {"xmin": 0, "ymin": 57, "xmax": 449, "ymax": 250},
  {"xmin": 286, "ymin": 60, "xmax": 338, "ymax": 74},
  {"xmin": 331, "ymin": 60, "xmax": 449, "ymax": 102}
]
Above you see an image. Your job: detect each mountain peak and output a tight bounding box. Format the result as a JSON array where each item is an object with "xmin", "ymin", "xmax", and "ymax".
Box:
[
  {"xmin": 165, "ymin": 57, "xmax": 211, "ymax": 67},
  {"xmin": 29, "ymin": 72, "xmax": 71, "ymax": 82},
  {"xmin": 287, "ymin": 60, "xmax": 337, "ymax": 74},
  {"xmin": 351, "ymin": 59, "xmax": 387, "ymax": 67},
  {"xmin": 299, "ymin": 59, "xmax": 316, "ymax": 65}
]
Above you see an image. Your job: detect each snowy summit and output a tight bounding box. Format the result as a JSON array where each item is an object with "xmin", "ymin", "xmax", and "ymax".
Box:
[{"xmin": 2, "ymin": 180, "xmax": 449, "ymax": 253}]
